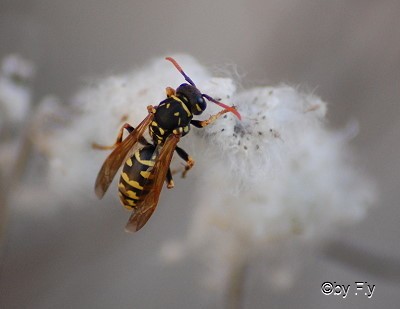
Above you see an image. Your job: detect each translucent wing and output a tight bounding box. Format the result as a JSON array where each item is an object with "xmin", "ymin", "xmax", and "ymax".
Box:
[
  {"xmin": 94, "ymin": 112, "xmax": 154, "ymax": 198},
  {"xmin": 125, "ymin": 134, "xmax": 180, "ymax": 232}
]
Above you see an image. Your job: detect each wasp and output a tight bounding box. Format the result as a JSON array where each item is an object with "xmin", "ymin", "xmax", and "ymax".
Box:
[{"xmin": 94, "ymin": 57, "xmax": 241, "ymax": 232}]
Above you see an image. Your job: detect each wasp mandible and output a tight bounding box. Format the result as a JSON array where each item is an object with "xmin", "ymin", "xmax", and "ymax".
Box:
[{"xmin": 94, "ymin": 57, "xmax": 241, "ymax": 232}]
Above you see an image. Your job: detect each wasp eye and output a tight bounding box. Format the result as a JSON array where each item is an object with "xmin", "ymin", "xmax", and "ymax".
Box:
[
  {"xmin": 198, "ymin": 96, "xmax": 206, "ymax": 106},
  {"xmin": 193, "ymin": 96, "xmax": 206, "ymax": 114}
]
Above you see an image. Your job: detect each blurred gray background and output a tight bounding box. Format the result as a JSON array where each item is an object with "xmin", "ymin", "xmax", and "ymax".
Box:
[{"xmin": 1, "ymin": 1, "xmax": 399, "ymax": 308}]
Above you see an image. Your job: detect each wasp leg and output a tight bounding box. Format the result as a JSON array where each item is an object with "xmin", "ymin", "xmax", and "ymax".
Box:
[
  {"xmin": 166, "ymin": 168, "xmax": 174, "ymax": 189},
  {"xmin": 92, "ymin": 123, "xmax": 150, "ymax": 150},
  {"xmin": 174, "ymin": 146, "xmax": 195, "ymax": 178},
  {"xmin": 190, "ymin": 109, "xmax": 230, "ymax": 128}
]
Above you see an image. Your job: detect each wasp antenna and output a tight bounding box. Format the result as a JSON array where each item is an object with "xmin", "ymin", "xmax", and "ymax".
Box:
[
  {"xmin": 202, "ymin": 94, "xmax": 242, "ymax": 120},
  {"xmin": 165, "ymin": 57, "xmax": 196, "ymax": 87}
]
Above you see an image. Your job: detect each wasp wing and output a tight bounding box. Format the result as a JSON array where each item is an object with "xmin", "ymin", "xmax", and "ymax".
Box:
[
  {"xmin": 125, "ymin": 134, "xmax": 180, "ymax": 232},
  {"xmin": 94, "ymin": 112, "xmax": 154, "ymax": 199}
]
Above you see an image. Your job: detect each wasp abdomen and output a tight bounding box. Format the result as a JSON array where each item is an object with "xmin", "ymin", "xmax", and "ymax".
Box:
[{"xmin": 118, "ymin": 145, "xmax": 156, "ymax": 210}]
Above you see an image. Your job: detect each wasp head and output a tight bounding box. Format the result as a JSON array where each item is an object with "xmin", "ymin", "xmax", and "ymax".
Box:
[{"xmin": 176, "ymin": 83, "xmax": 207, "ymax": 115}]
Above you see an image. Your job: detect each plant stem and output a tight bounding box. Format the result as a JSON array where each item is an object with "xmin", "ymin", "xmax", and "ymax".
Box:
[{"xmin": 226, "ymin": 256, "xmax": 248, "ymax": 309}]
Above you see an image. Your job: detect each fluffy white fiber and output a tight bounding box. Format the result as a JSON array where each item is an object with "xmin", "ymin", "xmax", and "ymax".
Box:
[
  {"xmin": 0, "ymin": 54, "xmax": 34, "ymax": 126},
  {"xmin": 156, "ymin": 76, "xmax": 376, "ymax": 289},
  {"xmin": 182, "ymin": 83, "xmax": 375, "ymax": 289},
  {"xmin": 31, "ymin": 54, "xmax": 375, "ymax": 290}
]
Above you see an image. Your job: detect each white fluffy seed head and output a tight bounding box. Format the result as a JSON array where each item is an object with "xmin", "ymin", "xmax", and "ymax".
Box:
[
  {"xmin": 28, "ymin": 55, "xmax": 375, "ymax": 290},
  {"xmin": 162, "ymin": 76, "xmax": 375, "ymax": 291},
  {"xmin": 187, "ymin": 83, "xmax": 375, "ymax": 243},
  {"xmin": 0, "ymin": 54, "xmax": 35, "ymax": 126},
  {"xmin": 30, "ymin": 54, "xmax": 375, "ymax": 238}
]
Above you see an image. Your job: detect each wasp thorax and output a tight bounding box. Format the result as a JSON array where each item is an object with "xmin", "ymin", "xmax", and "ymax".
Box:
[{"xmin": 176, "ymin": 83, "xmax": 207, "ymax": 115}]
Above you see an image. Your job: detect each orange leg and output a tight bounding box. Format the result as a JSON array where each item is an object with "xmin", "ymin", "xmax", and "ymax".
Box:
[
  {"xmin": 92, "ymin": 123, "xmax": 134, "ymax": 150},
  {"xmin": 190, "ymin": 109, "xmax": 230, "ymax": 128}
]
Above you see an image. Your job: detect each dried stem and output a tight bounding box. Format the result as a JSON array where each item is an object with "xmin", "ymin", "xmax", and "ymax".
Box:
[
  {"xmin": 226, "ymin": 256, "xmax": 249, "ymax": 309},
  {"xmin": 0, "ymin": 112, "xmax": 34, "ymax": 245},
  {"xmin": 0, "ymin": 173, "xmax": 7, "ymax": 245}
]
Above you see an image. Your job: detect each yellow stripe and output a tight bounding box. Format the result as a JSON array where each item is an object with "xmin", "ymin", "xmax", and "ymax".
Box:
[
  {"xmin": 171, "ymin": 95, "xmax": 191, "ymax": 116},
  {"xmin": 127, "ymin": 190, "xmax": 139, "ymax": 199},
  {"xmin": 174, "ymin": 112, "xmax": 180, "ymax": 116},
  {"xmin": 125, "ymin": 199, "xmax": 136, "ymax": 206},
  {"xmin": 166, "ymin": 103, "xmax": 170, "ymax": 108},
  {"xmin": 118, "ymin": 182, "xmax": 126, "ymax": 191},
  {"xmin": 134, "ymin": 151, "xmax": 155, "ymax": 167},
  {"xmin": 151, "ymin": 121, "xmax": 158, "ymax": 127},
  {"xmin": 170, "ymin": 95, "xmax": 182, "ymax": 103},
  {"xmin": 121, "ymin": 172, "xmax": 143, "ymax": 190},
  {"xmin": 180, "ymin": 101, "xmax": 191, "ymax": 116},
  {"xmin": 118, "ymin": 192, "xmax": 135, "ymax": 210},
  {"xmin": 140, "ymin": 171, "xmax": 151, "ymax": 179},
  {"xmin": 126, "ymin": 158, "xmax": 133, "ymax": 167},
  {"xmin": 159, "ymin": 127, "xmax": 165, "ymax": 135},
  {"xmin": 119, "ymin": 183, "xmax": 140, "ymax": 199}
]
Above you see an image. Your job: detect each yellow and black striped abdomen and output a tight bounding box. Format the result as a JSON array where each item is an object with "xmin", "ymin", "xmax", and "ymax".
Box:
[{"xmin": 118, "ymin": 145, "xmax": 156, "ymax": 210}]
